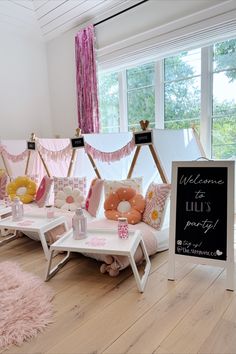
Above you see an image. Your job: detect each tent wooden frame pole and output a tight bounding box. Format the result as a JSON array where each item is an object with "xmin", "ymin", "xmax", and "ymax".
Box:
[
  {"xmin": 1, "ymin": 152, "xmax": 10, "ymax": 179},
  {"xmin": 38, "ymin": 150, "xmax": 51, "ymax": 177},
  {"xmin": 192, "ymin": 126, "xmax": 206, "ymax": 158},
  {"xmin": 127, "ymin": 143, "xmax": 169, "ymax": 183},
  {"xmin": 67, "ymin": 149, "xmax": 77, "ymax": 177},
  {"xmin": 87, "ymin": 153, "xmax": 101, "ymax": 179},
  {"xmin": 149, "ymin": 144, "xmax": 168, "ymax": 183},
  {"xmin": 25, "ymin": 151, "xmax": 31, "ymax": 175},
  {"xmin": 127, "ymin": 146, "xmax": 141, "ymax": 179}
]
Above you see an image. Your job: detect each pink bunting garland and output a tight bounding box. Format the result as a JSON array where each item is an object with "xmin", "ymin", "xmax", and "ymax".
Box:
[
  {"xmin": 0, "ymin": 146, "xmax": 28, "ymax": 162},
  {"xmin": 84, "ymin": 138, "xmax": 135, "ymax": 162},
  {"xmin": 0, "ymin": 137, "xmax": 135, "ymax": 164},
  {"xmin": 36, "ymin": 142, "xmax": 71, "ymax": 161}
]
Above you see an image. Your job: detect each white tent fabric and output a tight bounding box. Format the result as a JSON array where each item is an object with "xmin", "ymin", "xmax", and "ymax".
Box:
[{"xmin": 0, "ymin": 129, "xmax": 203, "ymax": 195}]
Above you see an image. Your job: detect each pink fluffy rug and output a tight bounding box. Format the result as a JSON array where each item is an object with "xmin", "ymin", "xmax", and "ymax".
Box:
[{"xmin": 0, "ymin": 261, "xmax": 54, "ymax": 351}]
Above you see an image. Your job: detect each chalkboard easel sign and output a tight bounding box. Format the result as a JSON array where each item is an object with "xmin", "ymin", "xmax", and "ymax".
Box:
[{"xmin": 168, "ymin": 160, "xmax": 235, "ymax": 291}]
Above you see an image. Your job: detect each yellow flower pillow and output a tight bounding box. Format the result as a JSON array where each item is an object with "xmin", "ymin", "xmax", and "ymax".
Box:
[
  {"xmin": 142, "ymin": 183, "xmax": 171, "ymax": 230},
  {"xmin": 7, "ymin": 176, "xmax": 37, "ymax": 204}
]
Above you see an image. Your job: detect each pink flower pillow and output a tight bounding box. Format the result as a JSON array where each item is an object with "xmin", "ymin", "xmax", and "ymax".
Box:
[
  {"xmin": 142, "ymin": 183, "xmax": 171, "ymax": 230},
  {"xmin": 35, "ymin": 176, "xmax": 53, "ymax": 207},
  {"xmin": 0, "ymin": 171, "xmax": 8, "ymax": 200},
  {"xmin": 85, "ymin": 178, "xmax": 104, "ymax": 217},
  {"xmin": 104, "ymin": 187, "xmax": 145, "ymax": 224}
]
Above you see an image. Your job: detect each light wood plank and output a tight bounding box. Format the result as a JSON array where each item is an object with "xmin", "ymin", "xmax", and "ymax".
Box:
[
  {"xmin": 153, "ymin": 270, "xmax": 234, "ymax": 354},
  {"xmin": 198, "ymin": 295, "xmax": 236, "ymax": 354},
  {"xmin": 44, "ymin": 263, "xmax": 200, "ymax": 354},
  {"xmin": 2, "ymin": 233, "xmax": 236, "ymax": 354},
  {"xmin": 102, "ymin": 265, "xmax": 222, "ymax": 354}
]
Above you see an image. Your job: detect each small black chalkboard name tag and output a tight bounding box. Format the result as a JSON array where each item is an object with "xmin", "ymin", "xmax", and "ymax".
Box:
[
  {"xmin": 71, "ymin": 137, "xmax": 85, "ymax": 149},
  {"xmin": 175, "ymin": 166, "xmax": 227, "ymax": 261},
  {"xmin": 27, "ymin": 141, "xmax": 36, "ymax": 150},
  {"xmin": 134, "ymin": 131, "xmax": 152, "ymax": 146}
]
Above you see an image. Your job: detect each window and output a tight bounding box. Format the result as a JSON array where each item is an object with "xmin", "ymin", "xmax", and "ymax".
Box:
[
  {"xmin": 98, "ymin": 71, "xmax": 120, "ymax": 133},
  {"xmin": 164, "ymin": 49, "xmax": 201, "ymax": 130},
  {"xmin": 126, "ymin": 63, "xmax": 155, "ymax": 131},
  {"xmin": 212, "ymin": 39, "xmax": 236, "ymax": 158},
  {"xmin": 98, "ymin": 39, "xmax": 236, "ymax": 160}
]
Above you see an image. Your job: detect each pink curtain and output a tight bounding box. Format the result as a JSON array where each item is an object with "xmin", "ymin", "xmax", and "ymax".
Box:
[{"xmin": 75, "ymin": 25, "xmax": 100, "ymax": 134}]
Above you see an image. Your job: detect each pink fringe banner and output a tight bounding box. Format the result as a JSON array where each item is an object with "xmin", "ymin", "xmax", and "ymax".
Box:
[
  {"xmin": 36, "ymin": 141, "xmax": 71, "ymax": 161},
  {"xmin": 0, "ymin": 137, "xmax": 135, "ymax": 164},
  {"xmin": 84, "ymin": 138, "xmax": 135, "ymax": 162},
  {"xmin": 0, "ymin": 146, "xmax": 28, "ymax": 162}
]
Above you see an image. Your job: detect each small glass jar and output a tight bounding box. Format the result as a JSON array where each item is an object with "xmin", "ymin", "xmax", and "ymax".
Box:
[
  {"xmin": 45, "ymin": 205, "xmax": 54, "ymax": 218},
  {"xmin": 118, "ymin": 217, "xmax": 129, "ymax": 239}
]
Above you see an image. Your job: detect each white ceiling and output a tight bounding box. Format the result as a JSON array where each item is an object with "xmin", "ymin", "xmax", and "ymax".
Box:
[
  {"xmin": 0, "ymin": 0, "xmax": 227, "ymax": 42},
  {"xmin": 0, "ymin": 0, "xmax": 144, "ymax": 41}
]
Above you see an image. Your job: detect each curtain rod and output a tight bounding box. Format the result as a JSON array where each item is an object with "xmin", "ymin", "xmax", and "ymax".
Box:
[{"xmin": 94, "ymin": 0, "xmax": 149, "ymax": 27}]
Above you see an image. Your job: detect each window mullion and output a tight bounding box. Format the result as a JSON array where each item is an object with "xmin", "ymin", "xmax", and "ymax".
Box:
[
  {"xmin": 155, "ymin": 60, "xmax": 164, "ymax": 128},
  {"xmin": 119, "ymin": 71, "xmax": 128, "ymax": 132},
  {"xmin": 201, "ymin": 46, "xmax": 213, "ymax": 158}
]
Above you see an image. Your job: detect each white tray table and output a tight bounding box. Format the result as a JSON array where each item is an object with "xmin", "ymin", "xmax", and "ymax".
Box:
[
  {"xmin": 0, "ymin": 204, "xmax": 13, "ymax": 244},
  {"xmin": 0, "ymin": 213, "xmax": 68, "ymax": 259},
  {"xmin": 45, "ymin": 228, "xmax": 151, "ymax": 293},
  {"xmin": 0, "ymin": 205, "xmax": 11, "ymax": 218}
]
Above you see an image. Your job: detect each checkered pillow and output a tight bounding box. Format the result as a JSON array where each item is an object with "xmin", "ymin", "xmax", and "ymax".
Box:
[
  {"xmin": 53, "ymin": 177, "xmax": 86, "ymax": 201},
  {"xmin": 142, "ymin": 183, "xmax": 171, "ymax": 230}
]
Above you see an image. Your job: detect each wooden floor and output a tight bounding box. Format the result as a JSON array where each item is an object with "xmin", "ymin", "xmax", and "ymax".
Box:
[{"xmin": 1, "ymin": 234, "xmax": 236, "ymax": 354}]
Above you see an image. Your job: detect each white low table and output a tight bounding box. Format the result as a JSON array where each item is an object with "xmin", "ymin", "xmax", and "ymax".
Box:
[
  {"xmin": 0, "ymin": 204, "xmax": 13, "ymax": 243},
  {"xmin": 0, "ymin": 204, "xmax": 11, "ymax": 218},
  {"xmin": 45, "ymin": 228, "xmax": 151, "ymax": 293},
  {"xmin": 0, "ymin": 213, "xmax": 68, "ymax": 260}
]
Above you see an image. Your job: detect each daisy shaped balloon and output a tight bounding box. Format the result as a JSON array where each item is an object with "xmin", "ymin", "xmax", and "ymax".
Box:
[{"xmin": 55, "ymin": 186, "xmax": 84, "ymax": 211}]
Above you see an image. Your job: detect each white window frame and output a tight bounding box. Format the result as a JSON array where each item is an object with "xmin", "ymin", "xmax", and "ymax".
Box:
[
  {"xmin": 201, "ymin": 46, "xmax": 213, "ymax": 158},
  {"xmin": 155, "ymin": 60, "xmax": 164, "ymax": 128},
  {"xmin": 99, "ymin": 42, "xmax": 235, "ymax": 160}
]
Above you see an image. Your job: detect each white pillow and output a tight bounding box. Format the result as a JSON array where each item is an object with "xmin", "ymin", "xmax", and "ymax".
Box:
[{"xmin": 104, "ymin": 177, "xmax": 143, "ymax": 199}]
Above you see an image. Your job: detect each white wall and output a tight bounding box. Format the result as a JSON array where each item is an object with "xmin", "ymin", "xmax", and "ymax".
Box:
[
  {"xmin": 46, "ymin": 0, "xmax": 228, "ymax": 138},
  {"xmin": 0, "ymin": 29, "xmax": 52, "ymax": 139},
  {"xmin": 46, "ymin": 32, "xmax": 78, "ymax": 138}
]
